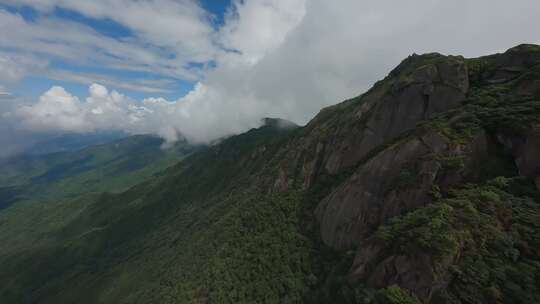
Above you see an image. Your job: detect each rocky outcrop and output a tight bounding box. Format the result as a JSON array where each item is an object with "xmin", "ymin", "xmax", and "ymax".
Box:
[
  {"xmin": 273, "ymin": 45, "xmax": 540, "ymax": 251},
  {"xmin": 323, "ymin": 55, "xmax": 469, "ymax": 174},
  {"xmin": 314, "ymin": 129, "xmax": 490, "ymax": 250},
  {"xmin": 315, "ymin": 134, "xmax": 438, "ymax": 250},
  {"xmin": 266, "ymin": 44, "xmax": 540, "ymax": 302},
  {"xmin": 272, "ymin": 54, "xmax": 470, "ymax": 192},
  {"xmin": 468, "ymin": 44, "xmax": 540, "ymax": 86},
  {"xmin": 514, "ymin": 128, "xmax": 540, "ymax": 187},
  {"xmin": 497, "ymin": 124, "xmax": 540, "ymax": 190},
  {"xmin": 348, "ymin": 243, "xmax": 453, "ymax": 302}
]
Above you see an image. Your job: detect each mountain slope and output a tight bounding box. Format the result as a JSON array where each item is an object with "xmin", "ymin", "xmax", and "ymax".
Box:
[
  {"xmin": 0, "ymin": 134, "xmax": 198, "ymax": 209},
  {"xmin": 1, "ymin": 119, "xmax": 304, "ymax": 303},
  {"xmin": 23, "ymin": 131, "xmax": 128, "ymax": 156},
  {"xmin": 0, "ymin": 135, "xmax": 199, "ymax": 283},
  {"xmin": 1, "ymin": 45, "xmax": 540, "ymax": 303}
]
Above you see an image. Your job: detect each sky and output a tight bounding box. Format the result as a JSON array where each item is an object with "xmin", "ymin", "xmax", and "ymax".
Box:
[{"xmin": 0, "ymin": 0, "xmax": 540, "ymax": 156}]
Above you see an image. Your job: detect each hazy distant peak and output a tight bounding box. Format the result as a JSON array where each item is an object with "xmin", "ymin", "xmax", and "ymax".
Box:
[{"xmin": 261, "ymin": 117, "xmax": 299, "ymax": 129}]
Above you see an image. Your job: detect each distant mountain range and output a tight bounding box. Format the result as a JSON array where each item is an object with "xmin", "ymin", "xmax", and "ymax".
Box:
[
  {"xmin": 0, "ymin": 134, "xmax": 199, "ymax": 210},
  {"xmin": 1, "ymin": 45, "xmax": 540, "ymax": 304},
  {"xmin": 26, "ymin": 132, "xmax": 129, "ymax": 156}
]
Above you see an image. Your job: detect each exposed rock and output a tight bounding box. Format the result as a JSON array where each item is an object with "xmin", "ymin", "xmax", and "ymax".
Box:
[
  {"xmin": 265, "ymin": 44, "xmax": 540, "ymax": 302},
  {"xmin": 498, "ymin": 125, "xmax": 540, "ymax": 190},
  {"xmin": 273, "ymin": 167, "xmax": 290, "ymax": 192},
  {"xmin": 516, "ymin": 77, "xmax": 540, "ymax": 98},
  {"xmin": 315, "ymin": 133, "xmax": 443, "ymax": 249},
  {"xmin": 273, "ymin": 54, "xmax": 470, "ymax": 191},
  {"xmin": 314, "ymin": 128, "xmax": 493, "ymax": 250},
  {"xmin": 250, "ymin": 145, "xmax": 267, "ymax": 159},
  {"xmin": 515, "ymin": 129, "xmax": 540, "ymax": 183},
  {"xmin": 301, "ymin": 142, "xmax": 326, "ymax": 189},
  {"xmin": 474, "ymin": 44, "xmax": 540, "ymax": 85},
  {"xmin": 348, "ymin": 242, "xmax": 455, "ymax": 303},
  {"xmin": 368, "ymin": 254, "xmax": 439, "ymax": 301},
  {"xmin": 495, "ymin": 44, "xmax": 540, "ymax": 69}
]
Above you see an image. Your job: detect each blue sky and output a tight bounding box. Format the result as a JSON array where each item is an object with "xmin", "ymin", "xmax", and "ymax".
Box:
[{"xmin": 0, "ymin": 0, "xmax": 232, "ymax": 100}]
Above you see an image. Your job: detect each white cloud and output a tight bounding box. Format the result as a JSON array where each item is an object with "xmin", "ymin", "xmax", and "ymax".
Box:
[
  {"xmin": 4, "ymin": 0, "xmax": 540, "ymax": 152},
  {"xmin": 13, "ymin": 84, "xmax": 148, "ymax": 133},
  {"xmin": 6, "ymin": 0, "xmax": 309, "ymax": 144},
  {"xmin": 0, "ymin": 8, "xmax": 208, "ymax": 81},
  {"xmin": 218, "ymin": 0, "xmax": 307, "ymax": 65},
  {"xmin": 1, "ymin": 0, "xmax": 302, "ymax": 95},
  {"xmin": 16, "ymin": 86, "xmax": 91, "ymax": 132},
  {"xmin": 0, "ymin": 51, "xmax": 48, "ymax": 92},
  {"xmin": 177, "ymin": 0, "xmax": 540, "ymax": 132},
  {"xmin": 0, "ymin": 0, "xmax": 228, "ymax": 94},
  {"xmin": 3, "ymin": 0, "xmax": 215, "ymax": 60},
  {"xmin": 142, "ymin": 0, "xmax": 540, "ymax": 143},
  {"xmin": 45, "ymin": 69, "xmax": 176, "ymax": 93}
]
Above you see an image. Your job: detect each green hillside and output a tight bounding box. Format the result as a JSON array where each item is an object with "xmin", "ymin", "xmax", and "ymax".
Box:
[
  {"xmin": 0, "ymin": 135, "xmax": 199, "ymax": 280},
  {"xmin": 0, "ymin": 135, "xmax": 198, "ymax": 207},
  {"xmin": 1, "ymin": 45, "xmax": 540, "ymax": 303}
]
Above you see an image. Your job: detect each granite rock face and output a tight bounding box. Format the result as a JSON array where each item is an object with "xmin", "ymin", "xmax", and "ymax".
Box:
[
  {"xmin": 273, "ymin": 53, "xmax": 470, "ymax": 191},
  {"xmin": 273, "ymin": 53, "xmax": 478, "ymax": 251},
  {"xmin": 497, "ymin": 125, "xmax": 540, "ymax": 190},
  {"xmin": 314, "ymin": 130, "xmax": 490, "ymax": 250},
  {"xmin": 322, "ymin": 54, "xmax": 469, "ymax": 176},
  {"xmin": 267, "ymin": 44, "xmax": 540, "ymax": 302},
  {"xmin": 348, "ymin": 243, "xmax": 453, "ymax": 302}
]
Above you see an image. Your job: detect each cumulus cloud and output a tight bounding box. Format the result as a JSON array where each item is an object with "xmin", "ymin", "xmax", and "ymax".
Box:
[
  {"xmin": 138, "ymin": 0, "xmax": 540, "ymax": 141},
  {"xmin": 16, "ymin": 86, "xmax": 89, "ymax": 132},
  {"xmin": 199, "ymin": 0, "xmax": 540, "ymax": 128},
  {"xmin": 4, "ymin": 0, "xmax": 540, "ymax": 152},
  {"xmin": 204, "ymin": 0, "xmax": 540, "ymax": 126},
  {"xmin": 218, "ymin": 0, "xmax": 307, "ymax": 65},
  {"xmin": 13, "ymin": 84, "xmax": 158, "ymax": 136},
  {"xmin": 6, "ymin": 0, "xmax": 309, "ymax": 144},
  {"xmin": 10, "ymin": 81, "xmax": 269, "ymax": 144}
]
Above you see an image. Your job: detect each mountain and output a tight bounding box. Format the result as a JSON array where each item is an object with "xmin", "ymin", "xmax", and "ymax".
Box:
[
  {"xmin": 0, "ymin": 134, "xmax": 199, "ymax": 278},
  {"xmin": 25, "ymin": 131, "xmax": 129, "ymax": 156},
  {"xmin": 1, "ymin": 45, "xmax": 540, "ymax": 303},
  {"xmin": 0, "ymin": 131, "xmax": 129, "ymax": 160},
  {"xmin": 0, "ymin": 134, "xmax": 199, "ymax": 209}
]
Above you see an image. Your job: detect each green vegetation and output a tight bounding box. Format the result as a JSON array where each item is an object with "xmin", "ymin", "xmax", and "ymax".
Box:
[
  {"xmin": 390, "ymin": 52, "xmax": 464, "ymax": 81},
  {"xmin": 447, "ymin": 179, "xmax": 540, "ymax": 304},
  {"xmin": 0, "ymin": 134, "xmax": 199, "ymax": 295},
  {"xmin": 0, "ymin": 122, "xmax": 312, "ymax": 303},
  {"xmin": 374, "ymin": 285, "xmax": 420, "ymax": 304},
  {"xmin": 1, "ymin": 46, "xmax": 540, "ymax": 303},
  {"xmin": 0, "ymin": 135, "xmax": 198, "ymax": 201},
  {"xmin": 374, "ymin": 178, "xmax": 540, "ymax": 303},
  {"xmin": 193, "ymin": 192, "xmax": 314, "ymax": 303},
  {"xmin": 376, "ymin": 202, "xmax": 458, "ymax": 258}
]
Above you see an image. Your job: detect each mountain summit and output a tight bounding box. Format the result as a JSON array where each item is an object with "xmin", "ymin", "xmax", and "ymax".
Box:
[{"xmin": 1, "ymin": 45, "xmax": 540, "ymax": 303}]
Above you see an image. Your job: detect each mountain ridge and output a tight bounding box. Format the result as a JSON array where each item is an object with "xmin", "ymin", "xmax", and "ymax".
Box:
[{"xmin": 1, "ymin": 44, "xmax": 540, "ymax": 303}]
